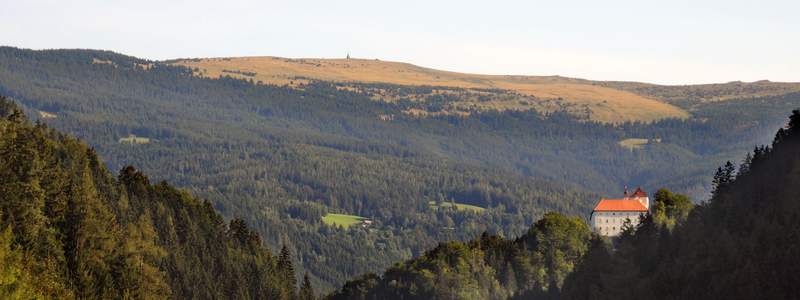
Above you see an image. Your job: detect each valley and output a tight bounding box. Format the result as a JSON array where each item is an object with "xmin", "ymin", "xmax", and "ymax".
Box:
[
  {"xmin": 1, "ymin": 46, "xmax": 800, "ymax": 294},
  {"xmin": 3, "ymin": 0, "xmax": 799, "ymax": 298}
]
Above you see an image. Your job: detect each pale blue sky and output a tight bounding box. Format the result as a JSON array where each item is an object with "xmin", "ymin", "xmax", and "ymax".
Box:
[{"xmin": 2, "ymin": 0, "xmax": 798, "ymax": 84}]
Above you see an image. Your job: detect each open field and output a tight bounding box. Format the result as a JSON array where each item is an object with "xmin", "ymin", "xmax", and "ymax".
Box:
[
  {"xmin": 119, "ymin": 135, "xmax": 151, "ymax": 144},
  {"xmin": 618, "ymin": 138, "xmax": 650, "ymax": 150},
  {"xmin": 322, "ymin": 213, "xmax": 366, "ymax": 228},
  {"xmin": 428, "ymin": 201, "xmax": 486, "ymax": 213},
  {"xmin": 38, "ymin": 111, "xmax": 57, "ymax": 119},
  {"xmin": 171, "ymin": 57, "xmax": 689, "ymax": 123}
]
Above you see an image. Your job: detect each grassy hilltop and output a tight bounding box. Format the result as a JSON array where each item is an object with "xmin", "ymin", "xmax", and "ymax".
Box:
[{"xmin": 172, "ymin": 57, "xmax": 689, "ymax": 123}]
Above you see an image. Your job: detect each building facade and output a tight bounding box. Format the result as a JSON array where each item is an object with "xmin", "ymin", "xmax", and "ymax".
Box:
[{"xmin": 590, "ymin": 187, "xmax": 649, "ymax": 236}]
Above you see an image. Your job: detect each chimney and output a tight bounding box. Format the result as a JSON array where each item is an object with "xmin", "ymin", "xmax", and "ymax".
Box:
[{"xmin": 624, "ymin": 186, "xmax": 629, "ymax": 198}]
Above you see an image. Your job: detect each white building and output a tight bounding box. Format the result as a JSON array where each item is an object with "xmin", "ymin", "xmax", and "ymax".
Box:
[{"xmin": 590, "ymin": 187, "xmax": 649, "ymax": 236}]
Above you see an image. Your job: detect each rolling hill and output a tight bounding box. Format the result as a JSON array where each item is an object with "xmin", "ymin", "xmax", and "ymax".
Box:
[
  {"xmin": 601, "ymin": 80, "xmax": 800, "ymax": 105},
  {"xmin": 171, "ymin": 57, "xmax": 689, "ymax": 123},
  {"xmin": 172, "ymin": 56, "xmax": 800, "ymax": 123}
]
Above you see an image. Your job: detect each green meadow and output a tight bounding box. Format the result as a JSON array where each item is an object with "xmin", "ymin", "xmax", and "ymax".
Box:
[{"xmin": 322, "ymin": 213, "xmax": 366, "ymax": 228}]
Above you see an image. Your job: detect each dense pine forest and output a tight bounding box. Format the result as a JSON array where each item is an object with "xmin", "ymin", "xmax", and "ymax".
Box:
[
  {"xmin": 0, "ymin": 97, "xmax": 309, "ymax": 299},
  {"xmin": 329, "ymin": 111, "xmax": 800, "ymax": 299},
  {"xmin": 2, "ymin": 46, "xmax": 800, "ymax": 291}
]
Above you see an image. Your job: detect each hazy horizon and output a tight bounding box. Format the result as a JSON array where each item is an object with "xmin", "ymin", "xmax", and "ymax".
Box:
[{"xmin": 3, "ymin": 0, "xmax": 799, "ymax": 85}]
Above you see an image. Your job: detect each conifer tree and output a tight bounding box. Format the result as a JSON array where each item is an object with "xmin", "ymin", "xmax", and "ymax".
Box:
[
  {"xmin": 0, "ymin": 114, "xmax": 47, "ymax": 249},
  {"xmin": 63, "ymin": 165, "xmax": 117, "ymax": 299},
  {"xmin": 115, "ymin": 213, "xmax": 170, "ymax": 299},
  {"xmin": 277, "ymin": 245, "xmax": 296, "ymax": 299},
  {"xmin": 773, "ymin": 128, "xmax": 787, "ymax": 146},
  {"xmin": 0, "ymin": 227, "xmax": 41, "ymax": 300},
  {"xmin": 723, "ymin": 161, "xmax": 736, "ymax": 183},
  {"xmin": 739, "ymin": 152, "xmax": 752, "ymax": 175},
  {"xmin": 503, "ymin": 262, "xmax": 518, "ymax": 294},
  {"xmin": 712, "ymin": 161, "xmax": 736, "ymax": 197},
  {"xmin": 712, "ymin": 166, "xmax": 725, "ymax": 191},
  {"xmin": 299, "ymin": 273, "xmax": 315, "ymax": 300}
]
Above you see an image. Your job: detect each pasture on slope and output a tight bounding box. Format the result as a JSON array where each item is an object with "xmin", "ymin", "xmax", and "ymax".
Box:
[
  {"xmin": 428, "ymin": 201, "xmax": 486, "ymax": 213},
  {"xmin": 618, "ymin": 138, "xmax": 650, "ymax": 150},
  {"xmin": 322, "ymin": 213, "xmax": 367, "ymax": 228},
  {"xmin": 172, "ymin": 57, "xmax": 690, "ymax": 123}
]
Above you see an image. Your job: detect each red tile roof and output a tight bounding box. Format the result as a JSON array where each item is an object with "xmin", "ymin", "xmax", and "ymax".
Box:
[
  {"xmin": 593, "ymin": 199, "xmax": 648, "ymax": 212},
  {"xmin": 631, "ymin": 187, "xmax": 647, "ymax": 198}
]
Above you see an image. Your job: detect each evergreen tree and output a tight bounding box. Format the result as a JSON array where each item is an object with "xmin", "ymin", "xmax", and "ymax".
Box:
[
  {"xmin": 0, "ymin": 112, "xmax": 47, "ymax": 249},
  {"xmin": 723, "ymin": 161, "xmax": 736, "ymax": 184},
  {"xmin": 63, "ymin": 166, "xmax": 117, "ymax": 299},
  {"xmin": 299, "ymin": 273, "xmax": 315, "ymax": 300},
  {"xmin": 114, "ymin": 213, "xmax": 171, "ymax": 299},
  {"xmin": 739, "ymin": 152, "xmax": 752, "ymax": 175},
  {"xmin": 712, "ymin": 161, "xmax": 736, "ymax": 197},
  {"xmin": 711, "ymin": 166, "xmax": 725, "ymax": 197},
  {"xmin": 502, "ymin": 262, "xmax": 518, "ymax": 295},
  {"xmin": 0, "ymin": 227, "xmax": 42, "ymax": 300},
  {"xmin": 277, "ymin": 245, "xmax": 296, "ymax": 299}
]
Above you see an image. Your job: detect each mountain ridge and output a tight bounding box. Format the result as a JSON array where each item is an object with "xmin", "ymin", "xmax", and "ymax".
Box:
[
  {"xmin": 169, "ymin": 55, "xmax": 800, "ymax": 123},
  {"xmin": 170, "ymin": 56, "xmax": 687, "ymax": 123}
]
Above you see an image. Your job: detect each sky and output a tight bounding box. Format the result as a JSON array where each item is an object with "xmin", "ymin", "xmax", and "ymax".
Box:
[{"xmin": 2, "ymin": 0, "xmax": 798, "ymax": 84}]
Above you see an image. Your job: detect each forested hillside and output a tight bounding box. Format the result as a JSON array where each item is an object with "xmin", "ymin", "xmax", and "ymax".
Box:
[
  {"xmin": 0, "ymin": 96, "xmax": 309, "ymax": 299},
  {"xmin": 327, "ymin": 212, "xmax": 591, "ymax": 300},
  {"xmin": 329, "ymin": 111, "xmax": 800, "ymax": 299},
  {"xmin": 1, "ymin": 46, "xmax": 798, "ymax": 291},
  {"xmin": 560, "ymin": 110, "xmax": 800, "ymax": 299},
  {"xmin": 327, "ymin": 189, "xmax": 692, "ymax": 300},
  {"xmin": 0, "ymin": 47, "xmax": 598, "ymax": 291}
]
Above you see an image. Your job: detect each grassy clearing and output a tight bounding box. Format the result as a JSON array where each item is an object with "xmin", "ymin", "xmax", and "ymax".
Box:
[
  {"xmin": 619, "ymin": 138, "xmax": 649, "ymax": 150},
  {"xmin": 38, "ymin": 111, "xmax": 56, "ymax": 119},
  {"xmin": 428, "ymin": 201, "xmax": 486, "ymax": 213},
  {"xmin": 119, "ymin": 135, "xmax": 151, "ymax": 144},
  {"xmin": 92, "ymin": 58, "xmax": 115, "ymax": 66},
  {"xmin": 171, "ymin": 57, "xmax": 689, "ymax": 123},
  {"xmin": 322, "ymin": 213, "xmax": 366, "ymax": 228}
]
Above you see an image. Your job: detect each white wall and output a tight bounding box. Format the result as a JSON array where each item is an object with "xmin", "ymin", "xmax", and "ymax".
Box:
[{"xmin": 590, "ymin": 211, "xmax": 645, "ymax": 236}]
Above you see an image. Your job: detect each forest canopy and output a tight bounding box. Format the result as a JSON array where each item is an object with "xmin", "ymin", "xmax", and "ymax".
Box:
[{"xmin": 0, "ymin": 96, "xmax": 309, "ymax": 299}]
